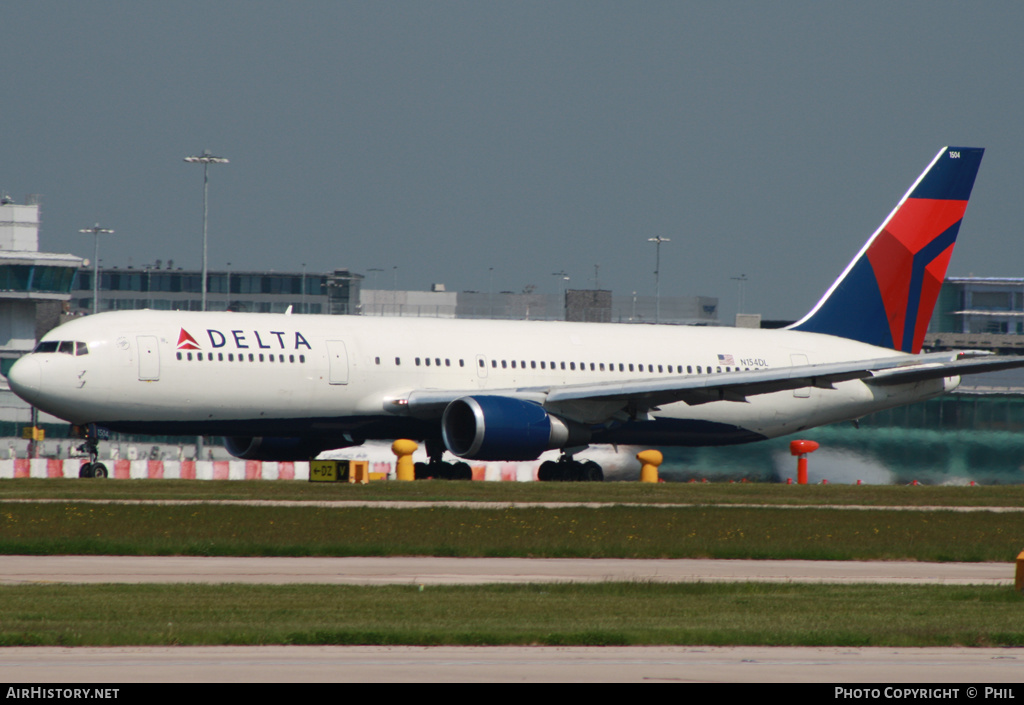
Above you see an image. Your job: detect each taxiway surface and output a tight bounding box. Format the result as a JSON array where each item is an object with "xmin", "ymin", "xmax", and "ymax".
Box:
[
  {"xmin": 1, "ymin": 555, "xmax": 1014, "ymax": 586},
  {"xmin": 1, "ymin": 645, "xmax": 1020, "ymax": 683}
]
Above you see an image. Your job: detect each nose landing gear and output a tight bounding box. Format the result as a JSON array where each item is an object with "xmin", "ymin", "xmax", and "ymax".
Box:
[{"xmin": 75, "ymin": 424, "xmax": 108, "ymax": 479}]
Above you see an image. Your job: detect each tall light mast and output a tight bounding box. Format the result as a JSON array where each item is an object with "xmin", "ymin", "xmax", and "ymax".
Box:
[
  {"xmin": 79, "ymin": 224, "xmax": 115, "ymax": 315},
  {"xmin": 184, "ymin": 150, "xmax": 229, "ymax": 311},
  {"xmin": 647, "ymin": 236, "xmax": 670, "ymax": 324}
]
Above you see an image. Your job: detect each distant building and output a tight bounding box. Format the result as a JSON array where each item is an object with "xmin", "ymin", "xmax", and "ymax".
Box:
[
  {"xmin": 734, "ymin": 313, "xmax": 762, "ymax": 329},
  {"xmin": 67, "ymin": 261, "xmax": 718, "ymax": 326},
  {"xmin": 609, "ymin": 293, "xmax": 718, "ymax": 325},
  {"xmin": 0, "ymin": 196, "xmax": 82, "ymax": 375},
  {"xmin": 361, "ymin": 288, "xmax": 458, "ymax": 318},
  {"xmin": 566, "ymin": 289, "xmax": 612, "ymax": 323},
  {"xmin": 454, "ymin": 290, "xmax": 552, "ymax": 320},
  {"xmin": 363, "ymin": 288, "xmax": 718, "ymax": 325},
  {"xmin": 69, "ymin": 267, "xmax": 363, "ymax": 317},
  {"xmin": 926, "ymin": 277, "xmax": 1024, "ymax": 353}
]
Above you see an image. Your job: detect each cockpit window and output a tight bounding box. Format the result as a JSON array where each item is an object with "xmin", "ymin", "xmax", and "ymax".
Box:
[{"xmin": 32, "ymin": 340, "xmax": 89, "ymax": 355}]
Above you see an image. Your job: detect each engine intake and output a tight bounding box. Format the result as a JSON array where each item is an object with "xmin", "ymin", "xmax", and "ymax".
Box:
[{"xmin": 441, "ymin": 395, "xmax": 588, "ymax": 461}]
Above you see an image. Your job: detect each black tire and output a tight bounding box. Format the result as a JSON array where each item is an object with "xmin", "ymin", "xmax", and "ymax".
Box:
[
  {"xmin": 538, "ymin": 460, "xmax": 558, "ymax": 481},
  {"xmin": 92, "ymin": 463, "xmax": 108, "ymax": 479},
  {"xmin": 554, "ymin": 462, "xmax": 573, "ymax": 482},
  {"xmin": 78, "ymin": 462, "xmax": 94, "ymax": 478},
  {"xmin": 568, "ymin": 462, "xmax": 585, "ymax": 481},
  {"xmin": 581, "ymin": 460, "xmax": 604, "ymax": 482},
  {"xmin": 451, "ymin": 461, "xmax": 472, "ymax": 480}
]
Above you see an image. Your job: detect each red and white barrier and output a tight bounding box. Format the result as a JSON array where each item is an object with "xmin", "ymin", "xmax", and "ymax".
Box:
[
  {"xmin": 0, "ymin": 458, "xmax": 312, "ymax": 480},
  {"xmin": 0, "ymin": 444, "xmax": 643, "ymax": 480},
  {"xmin": 0, "ymin": 458, "xmax": 545, "ymax": 481}
]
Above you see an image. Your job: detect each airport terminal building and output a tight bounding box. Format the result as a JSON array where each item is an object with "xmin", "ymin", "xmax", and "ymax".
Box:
[
  {"xmin": 70, "ymin": 266, "xmax": 363, "ymax": 317},
  {"xmin": 67, "ymin": 266, "xmax": 719, "ymax": 326},
  {"xmin": 0, "ymin": 196, "xmax": 82, "ymax": 377},
  {"xmin": 925, "ymin": 276, "xmax": 1024, "ymax": 353}
]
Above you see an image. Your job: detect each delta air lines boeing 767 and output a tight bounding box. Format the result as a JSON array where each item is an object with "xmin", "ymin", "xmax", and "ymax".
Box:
[{"xmin": 9, "ymin": 146, "xmax": 1024, "ymax": 479}]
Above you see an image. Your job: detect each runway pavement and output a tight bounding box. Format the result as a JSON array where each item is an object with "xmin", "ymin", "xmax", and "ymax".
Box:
[
  {"xmin": 0, "ymin": 555, "xmax": 1015, "ymax": 586},
  {"xmin": 1, "ymin": 645, "xmax": 1021, "ymax": 683}
]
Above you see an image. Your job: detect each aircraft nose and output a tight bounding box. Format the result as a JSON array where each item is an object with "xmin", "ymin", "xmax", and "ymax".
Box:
[{"xmin": 7, "ymin": 355, "xmax": 42, "ymax": 405}]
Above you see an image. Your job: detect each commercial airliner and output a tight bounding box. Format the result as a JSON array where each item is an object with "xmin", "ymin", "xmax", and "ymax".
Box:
[{"xmin": 9, "ymin": 146, "xmax": 1024, "ymax": 479}]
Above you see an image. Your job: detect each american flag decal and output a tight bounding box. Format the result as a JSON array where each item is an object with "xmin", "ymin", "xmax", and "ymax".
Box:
[{"xmin": 717, "ymin": 353, "xmax": 734, "ymax": 365}]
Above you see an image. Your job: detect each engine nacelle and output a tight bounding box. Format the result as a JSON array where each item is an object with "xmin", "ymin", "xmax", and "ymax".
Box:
[
  {"xmin": 441, "ymin": 395, "xmax": 588, "ymax": 461},
  {"xmin": 223, "ymin": 436, "xmax": 350, "ymax": 461}
]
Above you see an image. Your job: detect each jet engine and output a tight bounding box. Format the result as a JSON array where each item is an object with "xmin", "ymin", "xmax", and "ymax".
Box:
[
  {"xmin": 223, "ymin": 436, "xmax": 347, "ymax": 461},
  {"xmin": 441, "ymin": 395, "xmax": 589, "ymax": 461}
]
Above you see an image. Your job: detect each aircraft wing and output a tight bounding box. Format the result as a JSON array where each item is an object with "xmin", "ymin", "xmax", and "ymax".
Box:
[
  {"xmin": 863, "ymin": 354, "xmax": 1024, "ymax": 386},
  {"xmin": 405, "ymin": 351, "xmax": 1024, "ymax": 424}
]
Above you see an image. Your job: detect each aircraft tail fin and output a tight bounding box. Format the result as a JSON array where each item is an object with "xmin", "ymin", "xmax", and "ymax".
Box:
[{"xmin": 787, "ymin": 146, "xmax": 984, "ymax": 353}]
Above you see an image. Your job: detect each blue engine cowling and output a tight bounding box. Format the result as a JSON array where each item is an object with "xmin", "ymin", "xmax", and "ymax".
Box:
[
  {"xmin": 224, "ymin": 436, "xmax": 351, "ymax": 461},
  {"xmin": 441, "ymin": 396, "xmax": 560, "ymax": 461}
]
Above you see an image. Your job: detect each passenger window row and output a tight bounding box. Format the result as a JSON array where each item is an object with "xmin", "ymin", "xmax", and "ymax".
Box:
[
  {"xmin": 373, "ymin": 354, "xmax": 754, "ymax": 375},
  {"xmin": 373, "ymin": 357, "xmax": 467, "ymax": 367},
  {"xmin": 176, "ymin": 351, "xmax": 306, "ymax": 364},
  {"xmin": 481, "ymin": 361, "xmax": 749, "ymax": 374},
  {"xmin": 413, "ymin": 357, "xmax": 463, "ymax": 368}
]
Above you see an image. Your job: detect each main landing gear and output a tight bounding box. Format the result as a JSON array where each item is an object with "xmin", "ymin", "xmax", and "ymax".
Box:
[
  {"xmin": 75, "ymin": 424, "xmax": 108, "ymax": 479},
  {"xmin": 414, "ymin": 439, "xmax": 473, "ymax": 480},
  {"xmin": 538, "ymin": 452, "xmax": 604, "ymax": 482}
]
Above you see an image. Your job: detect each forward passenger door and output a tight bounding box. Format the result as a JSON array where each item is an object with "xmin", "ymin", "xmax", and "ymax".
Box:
[
  {"xmin": 137, "ymin": 336, "xmax": 160, "ymax": 381},
  {"xmin": 326, "ymin": 340, "xmax": 350, "ymax": 385}
]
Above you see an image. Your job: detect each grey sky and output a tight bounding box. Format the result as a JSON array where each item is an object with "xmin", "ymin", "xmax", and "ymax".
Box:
[{"xmin": 2, "ymin": 1, "xmax": 1022, "ymax": 320}]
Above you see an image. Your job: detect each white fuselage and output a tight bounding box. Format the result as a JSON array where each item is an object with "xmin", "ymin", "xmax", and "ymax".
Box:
[{"xmin": 8, "ymin": 309, "xmax": 955, "ymax": 449}]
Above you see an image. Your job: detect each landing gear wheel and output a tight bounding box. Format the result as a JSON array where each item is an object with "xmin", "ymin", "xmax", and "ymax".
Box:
[
  {"xmin": 538, "ymin": 456, "xmax": 604, "ymax": 482},
  {"xmin": 451, "ymin": 461, "xmax": 472, "ymax": 480},
  {"xmin": 75, "ymin": 424, "xmax": 104, "ymax": 479},
  {"xmin": 418, "ymin": 440, "xmax": 472, "ymax": 481},
  {"xmin": 580, "ymin": 460, "xmax": 603, "ymax": 482},
  {"xmin": 538, "ymin": 460, "xmax": 558, "ymax": 482}
]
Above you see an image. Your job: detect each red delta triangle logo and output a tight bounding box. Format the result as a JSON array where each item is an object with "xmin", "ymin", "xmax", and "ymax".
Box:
[{"xmin": 177, "ymin": 328, "xmax": 201, "ymax": 350}]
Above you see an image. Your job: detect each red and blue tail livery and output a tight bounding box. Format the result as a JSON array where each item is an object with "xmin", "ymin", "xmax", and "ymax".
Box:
[{"xmin": 789, "ymin": 147, "xmax": 984, "ymax": 353}]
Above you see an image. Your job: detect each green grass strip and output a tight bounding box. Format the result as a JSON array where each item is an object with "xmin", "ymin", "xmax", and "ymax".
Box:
[
  {"xmin": 2, "ymin": 478, "xmax": 1023, "ymax": 506},
  {"xmin": 1, "ymin": 583, "xmax": 1021, "ymax": 647},
  {"xmin": 2, "ymin": 503, "xmax": 1022, "ymax": 561}
]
